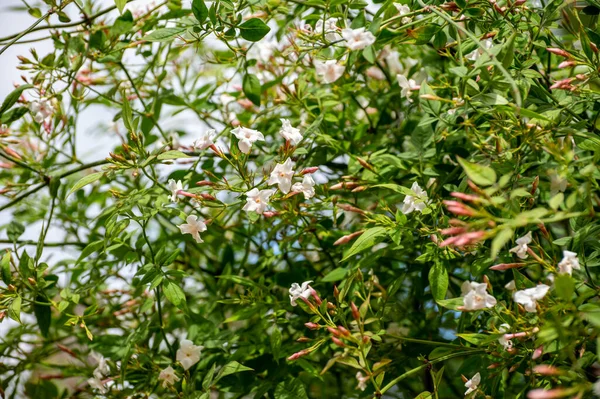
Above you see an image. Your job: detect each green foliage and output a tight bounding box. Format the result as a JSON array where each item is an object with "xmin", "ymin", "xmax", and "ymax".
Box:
[{"xmin": 1, "ymin": 0, "xmax": 600, "ymax": 398}]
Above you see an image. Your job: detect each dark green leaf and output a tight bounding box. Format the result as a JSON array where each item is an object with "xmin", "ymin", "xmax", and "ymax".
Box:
[{"xmin": 238, "ymin": 18, "xmax": 270, "ymax": 42}]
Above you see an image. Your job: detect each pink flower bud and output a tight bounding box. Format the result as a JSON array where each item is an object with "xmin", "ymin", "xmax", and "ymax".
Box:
[
  {"xmin": 301, "ymin": 167, "xmax": 319, "ymax": 175},
  {"xmin": 331, "ymin": 337, "xmax": 345, "ymax": 347},
  {"xmin": 557, "ymin": 60, "xmax": 576, "ymax": 69},
  {"xmin": 195, "ymin": 180, "xmax": 214, "ymax": 186},
  {"xmin": 200, "ymin": 193, "xmax": 216, "ymax": 201},
  {"xmin": 527, "ymin": 388, "xmax": 570, "ymax": 399},
  {"xmin": 450, "ymin": 192, "xmax": 481, "ymax": 202},
  {"xmin": 350, "ymin": 302, "xmax": 360, "ymax": 320},
  {"xmin": 546, "ymin": 48, "xmax": 570, "ymax": 58},
  {"xmin": 490, "ymin": 263, "xmax": 526, "ymax": 271},
  {"xmin": 337, "ymin": 203, "xmax": 366, "ymax": 215},
  {"xmin": 532, "ymin": 345, "xmax": 543, "ymax": 360},
  {"xmin": 287, "ymin": 349, "xmax": 309, "ymax": 361},
  {"xmin": 327, "ymin": 327, "xmax": 341, "ymax": 336},
  {"xmin": 305, "ymin": 322, "xmax": 320, "ymax": 330},
  {"xmin": 263, "ymin": 211, "xmax": 279, "ymax": 218},
  {"xmin": 334, "ymin": 231, "xmax": 364, "ymax": 246},
  {"xmin": 532, "ymin": 365, "xmax": 561, "ymax": 375},
  {"xmin": 440, "ymin": 227, "xmax": 467, "ymax": 235},
  {"xmin": 337, "ymin": 326, "xmax": 350, "ymax": 336}
]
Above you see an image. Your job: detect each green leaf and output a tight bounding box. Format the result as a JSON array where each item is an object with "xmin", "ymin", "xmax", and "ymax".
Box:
[
  {"xmin": 238, "ymin": 18, "xmax": 270, "ymax": 42},
  {"xmin": 243, "ymin": 74, "xmax": 262, "ymax": 106},
  {"xmin": 270, "ymin": 326, "xmax": 282, "ymax": 361},
  {"xmin": 33, "ymin": 297, "xmax": 51, "ymax": 338},
  {"xmin": 0, "ymin": 84, "xmax": 32, "ymax": 116},
  {"xmin": 9, "ymin": 296, "xmax": 22, "ymax": 323},
  {"xmin": 457, "ymin": 157, "xmax": 497, "ymax": 186},
  {"xmin": 192, "ymin": 0, "xmax": 208, "ymax": 23},
  {"xmin": 321, "ymin": 267, "xmax": 348, "ymax": 282},
  {"xmin": 429, "ymin": 262, "xmax": 448, "ymax": 301},
  {"xmin": 202, "ymin": 363, "xmax": 217, "ymax": 390},
  {"xmin": 491, "ymin": 228, "xmax": 513, "ymax": 260},
  {"xmin": 342, "ymin": 227, "xmax": 387, "ymax": 262},
  {"xmin": 163, "ymin": 280, "xmax": 186, "ymax": 309},
  {"xmin": 554, "ymin": 274, "xmax": 574, "ymax": 301},
  {"xmin": 457, "ymin": 333, "xmax": 496, "ymax": 345},
  {"xmin": 436, "ymin": 297, "xmax": 463, "ymax": 310},
  {"xmin": 1, "ymin": 251, "xmax": 11, "ymax": 285},
  {"xmin": 214, "ymin": 361, "xmax": 253, "ymax": 383},
  {"xmin": 114, "ymin": 0, "xmax": 127, "ymax": 13},
  {"xmin": 144, "ymin": 27, "xmax": 186, "ymax": 42},
  {"xmin": 275, "ymin": 379, "xmax": 308, "ymax": 399},
  {"xmin": 66, "ymin": 172, "xmax": 104, "ymax": 199},
  {"xmin": 158, "ymin": 150, "xmax": 190, "ymax": 160},
  {"xmin": 1, "ymin": 107, "xmax": 29, "ymax": 124}
]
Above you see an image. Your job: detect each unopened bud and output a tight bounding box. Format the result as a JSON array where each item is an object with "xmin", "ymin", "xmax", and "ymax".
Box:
[
  {"xmin": 337, "ymin": 203, "xmax": 366, "ymax": 215},
  {"xmin": 334, "ymin": 231, "xmax": 364, "ymax": 246},
  {"xmin": 327, "ymin": 327, "xmax": 341, "ymax": 336},
  {"xmin": 337, "ymin": 326, "xmax": 350, "ymax": 336},
  {"xmin": 301, "ymin": 167, "xmax": 319, "ymax": 175},
  {"xmin": 350, "ymin": 302, "xmax": 360, "ymax": 320},
  {"xmin": 419, "ymin": 94, "xmax": 443, "ymax": 101},
  {"xmin": 296, "ymin": 337, "xmax": 311, "ymax": 343},
  {"xmin": 304, "ymin": 322, "xmax": 320, "ymax": 330},
  {"xmin": 287, "ymin": 349, "xmax": 309, "ymax": 361},
  {"xmin": 195, "ymin": 180, "xmax": 214, "ymax": 186},
  {"xmin": 331, "ymin": 337, "xmax": 345, "ymax": 347},
  {"xmin": 333, "ymin": 285, "xmax": 340, "ymax": 299},
  {"xmin": 546, "ymin": 48, "xmax": 570, "ymax": 57},
  {"xmin": 356, "ymin": 157, "xmax": 374, "ymax": 171}
]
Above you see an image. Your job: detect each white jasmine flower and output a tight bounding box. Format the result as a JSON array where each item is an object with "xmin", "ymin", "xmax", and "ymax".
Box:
[
  {"xmin": 498, "ymin": 324, "xmax": 512, "ymax": 350},
  {"xmin": 28, "ymin": 99, "xmax": 53, "ymax": 123},
  {"xmin": 193, "ymin": 129, "xmax": 216, "ymax": 150},
  {"xmin": 314, "ymin": 59, "xmax": 345, "ymax": 83},
  {"xmin": 168, "ymin": 179, "xmax": 183, "ymax": 202},
  {"xmin": 509, "ymin": 231, "xmax": 532, "ymax": 259},
  {"xmin": 268, "ymin": 158, "xmax": 295, "ymax": 194},
  {"xmin": 401, "ymin": 182, "xmax": 429, "ymax": 214},
  {"xmin": 341, "ymin": 27, "xmax": 376, "ymax": 50},
  {"xmin": 279, "ymin": 119, "xmax": 303, "ymax": 145},
  {"xmin": 366, "ymin": 66, "xmax": 386, "ymax": 80},
  {"xmin": 557, "ymin": 250, "xmax": 580, "ymax": 275},
  {"xmin": 466, "ymin": 38, "xmax": 493, "ymax": 61},
  {"xmin": 397, "ymin": 74, "xmax": 419, "ymax": 102},
  {"xmin": 549, "ymin": 171, "xmax": 567, "ymax": 196},
  {"xmin": 289, "ymin": 280, "xmax": 313, "ymax": 306},
  {"xmin": 291, "ymin": 175, "xmax": 316, "ymax": 199},
  {"xmin": 220, "ymin": 93, "xmax": 236, "ymax": 106},
  {"xmin": 505, "ymin": 280, "xmax": 516, "ymax": 290},
  {"xmin": 464, "ymin": 372, "xmax": 480, "ymax": 396},
  {"xmin": 384, "ymin": 49, "xmax": 404, "ymax": 74},
  {"xmin": 178, "ymin": 215, "xmax": 207, "ymax": 243},
  {"xmin": 243, "ymin": 188, "xmax": 276, "ymax": 214},
  {"xmin": 91, "ymin": 352, "xmax": 110, "ymax": 379},
  {"xmin": 87, "ymin": 377, "xmax": 107, "ymax": 394},
  {"xmin": 158, "ymin": 366, "xmax": 180, "ymax": 388},
  {"xmin": 315, "ymin": 17, "xmax": 340, "ymax": 41},
  {"xmin": 513, "ymin": 284, "xmax": 550, "ymax": 312},
  {"xmin": 231, "ymin": 127, "xmax": 265, "ymax": 154},
  {"xmin": 176, "ymin": 340, "xmax": 203, "ymax": 370},
  {"xmin": 461, "ymin": 281, "xmax": 497, "ymax": 311},
  {"xmin": 356, "ymin": 371, "xmax": 369, "ymax": 391},
  {"xmin": 394, "ymin": 4, "xmax": 412, "ymax": 24}
]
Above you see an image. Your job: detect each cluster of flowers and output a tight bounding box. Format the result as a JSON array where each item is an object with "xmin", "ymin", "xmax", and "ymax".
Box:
[
  {"xmin": 87, "ymin": 340, "xmax": 202, "ymax": 392},
  {"xmin": 166, "ymin": 119, "xmax": 318, "ymax": 243}
]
